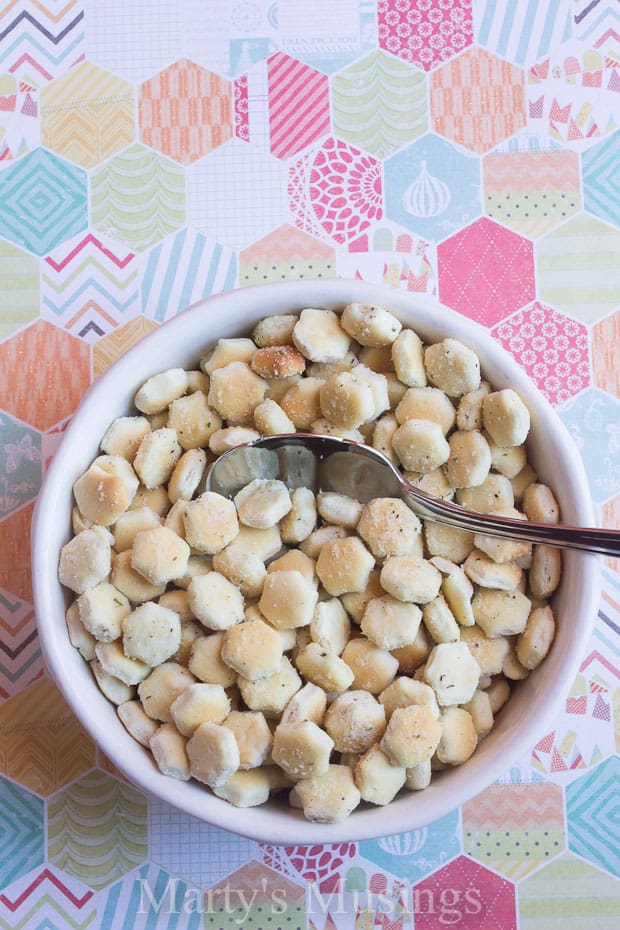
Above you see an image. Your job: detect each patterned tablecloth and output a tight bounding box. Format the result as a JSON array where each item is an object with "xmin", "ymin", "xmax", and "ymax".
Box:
[{"xmin": 1, "ymin": 1, "xmax": 619, "ymax": 927}]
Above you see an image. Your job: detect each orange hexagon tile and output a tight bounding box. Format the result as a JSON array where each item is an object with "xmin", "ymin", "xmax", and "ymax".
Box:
[
  {"xmin": 602, "ymin": 497, "xmax": 620, "ymax": 573},
  {"xmin": 483, "ymin": 149, "xmax": 581, "ymax": 238},
  {"xmin": 139, "ymin": 59, "xmax": 232, "ymax": 164},
  {"xmin": 430, "ymin": 47, "xmax": 526, "ymax": 153},
  {"xmin": 463, "ymin": 782, "xmax": 565, "ymax": 879},
  {"xmin": 592, "ymin": 309, "xmax": 620, "ymax": 398},
  {"xmin": 0, "ymin": 320, "xmax": 91, "ymax": 431},
  {"xmin": 0, "ymin": 240, "xmax": 40, "ymax": 342},
  {"xmin": 41, "ymin": 61, "xmax": 135, "ymax": 169},
  {"xmin": 239, "ymin": 225, "xmax": 336, "ymax": 286},
  {"xmin": 0, "ymin": 676, "xmax": 95, "ymax": 796},
  {"xmin": 0, "ymin": 502, "xmax": 35, "ymax": 604},
  {"xmin": 93, "ymin": 316, "xmax": 158, "ymax": 378}
]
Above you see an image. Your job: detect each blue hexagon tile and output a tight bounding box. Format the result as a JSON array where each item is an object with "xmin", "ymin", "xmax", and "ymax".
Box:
[
  {"xmin": 98, "ymin": 862, "xmax": 202, "ymax": 930},
  {"xmin": 558, "ymin": 387, "xmax": 620, "ymax": 504},
  {"xmin": 0, "ymin": 148, "xmax": 87, "ymax": 256},
  {"xmin": 582, "ymin": 129, "xmax": 620, "ymax": 229},
  {"xmin": 0, "ymin": 412, "xmax": 41, "ymax": 520},
  {"xmin": 566, "ymin": 756, "xmax": 620, "ymax": 878},
  {"xmin": 475, "ymin": 0, "xmax": 573, "ymax": 67},
  {"xmin": 383, "ymin": 134, "xmax": 482, "ymax": 243},
  {"xmin": 358, "ymin": 809, "xmax": 461, "ymax": 885},
  {"xmin": 141, "ymin": 228, "xmax": 237, "ymax": 323},
  {"xmin": 0, "ymin": 776, "xmax": 44, "ymax": 888}
]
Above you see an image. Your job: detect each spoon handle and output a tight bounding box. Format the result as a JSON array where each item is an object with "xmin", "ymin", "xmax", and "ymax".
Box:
[{"xmin": 401, "ymin": 485, "xmax": 619, "ymax": 556}]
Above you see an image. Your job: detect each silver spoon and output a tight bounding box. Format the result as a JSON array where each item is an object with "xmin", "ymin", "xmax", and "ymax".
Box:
[{"xmin": 206, "ymin": 433, "xmax": 620, "ymax": 557}]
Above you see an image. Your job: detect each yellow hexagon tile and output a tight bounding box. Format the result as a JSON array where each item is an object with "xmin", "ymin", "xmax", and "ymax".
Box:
[
  {"xmin": 41, "ymin": 61, "xmax": 135, "ymax": 169},
  {"xmin": 93, "ymin": 316, "xmax": 158, "ymax": 378},
  {"xmin": 0, "ymin": 676, "xmax": 95, "ymax": 796}
]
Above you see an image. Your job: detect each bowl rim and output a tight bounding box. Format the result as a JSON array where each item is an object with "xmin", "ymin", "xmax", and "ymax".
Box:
[{"xmin": 32, "ymin": 279, "xmax": 601, "ymax": 844}]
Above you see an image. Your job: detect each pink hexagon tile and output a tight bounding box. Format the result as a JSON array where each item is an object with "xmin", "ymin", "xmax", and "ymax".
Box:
[
  {"xmin": 483, "ymin": 149, "xmax": 581, "ymax": 238},
  {"xmin": 413, "ymin": 855, "xmax": 516, "ymax": 929},
  {"xmin": 139, "ymin": 60, "xmax": 233, "ymax": 165},
  {"xmin": 289, "ymin": 136, "xmax": 384, "ymax": 245},
  {"xmin": 266, "ymin": 52, "xmax": 329, "ymax": 159},
  {"xmin": 492, "ymin": 302, "xmax": 590, "ymax": 406},
  {"xmin": 378, "ymin": 0, "xmax": 473, "ymax": 71},
  {"xmin": 260, "ymin": 842, "xmax": 357, "ymax": 893},
  {"xmin": 438, "ymin": 217, "xmax": 535, "ymax": 326},
  {"xmin": 430, "ymin": 47, "xmax": 526, "ymax": 154}
]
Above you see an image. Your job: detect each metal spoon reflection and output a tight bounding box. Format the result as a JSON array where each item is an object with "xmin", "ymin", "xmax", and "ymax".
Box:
[{"xmin": 206, "ymin": 433, "xmax": 620, "ymax": 556}]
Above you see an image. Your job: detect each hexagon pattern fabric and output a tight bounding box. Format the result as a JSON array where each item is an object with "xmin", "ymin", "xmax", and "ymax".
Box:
[{"xmin": 1, "ymin": 3, "xmax": 619, "ymax": 928}]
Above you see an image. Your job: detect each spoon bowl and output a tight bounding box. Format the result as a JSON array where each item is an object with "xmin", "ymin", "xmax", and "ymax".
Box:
[{"xmin": 208, "ymin": 433, "xmax": 620, "ymax": 556}]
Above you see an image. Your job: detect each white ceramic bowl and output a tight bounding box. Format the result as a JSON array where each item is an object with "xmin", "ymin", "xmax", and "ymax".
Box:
[{"xmin": 32, "ymin": 280, "xmax": 600, "ymax": 844}]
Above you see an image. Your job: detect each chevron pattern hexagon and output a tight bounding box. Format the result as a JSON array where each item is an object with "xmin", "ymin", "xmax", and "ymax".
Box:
[
  {"xmin": 0, "ymin": 1, "xmax": 85, "ymax": 80},
  {"xmin": 0, "ymin": 4, "xmax": 618, "ymax": 927},
  {"xmin": 566, "ymin": 756, "xmax": 620, "ymax": 877},
  {"xmin": 47, "ymin": 770, "xmax": 148, "ymax": 890},
  {"xmin": 41, "ymin": 232, "xmax": 140, "ymax": 341},
  {"xmin": 0, "ymin": 677, "xmax": 95, "ymax": 795},
  {"xmin": 0, "ymin": 776, "xmax": 44, "ymax": 887},
  {"xmin": 41, "ymin": 59, "xmax": 135, "ymax": 168},
  {"xmin": 0, "ymin": 588, "xmax": 42, "ymax": 702}
]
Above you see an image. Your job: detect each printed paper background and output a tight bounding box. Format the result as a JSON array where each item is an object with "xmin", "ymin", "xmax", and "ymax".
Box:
[{"xmin": 1, "ymin": 2, "xmax": 619, "ymax": 927}]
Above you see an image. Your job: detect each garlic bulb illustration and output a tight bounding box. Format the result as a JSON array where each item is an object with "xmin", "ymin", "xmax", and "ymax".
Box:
[
  {"xmin": 403, "ymin": 161, "xmax": 451, "ymax": 218},
  {"xmin": 378, "ymin": 827, "xmax": 428, "ymax": 855}
]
